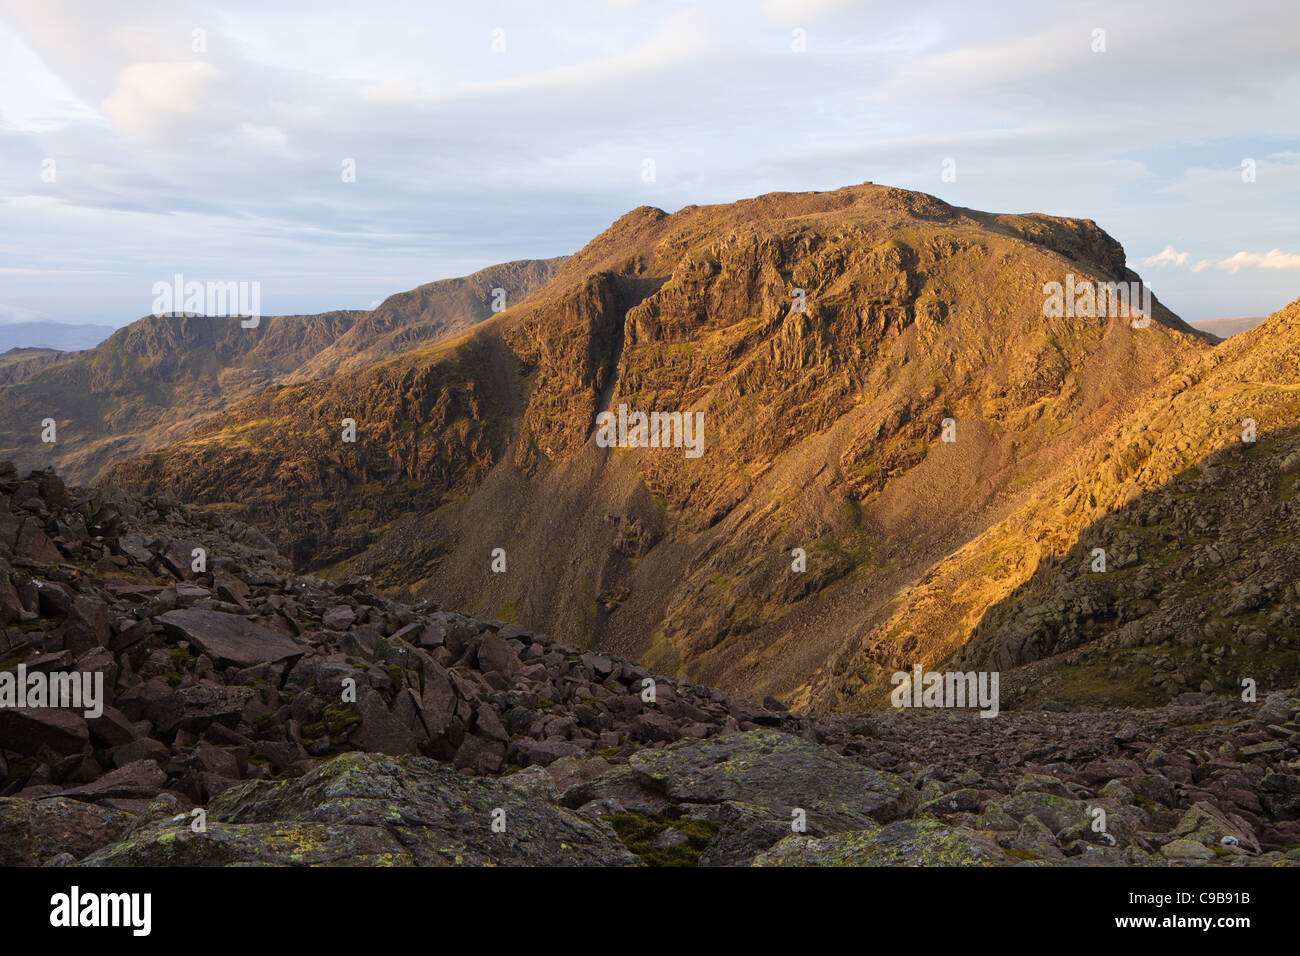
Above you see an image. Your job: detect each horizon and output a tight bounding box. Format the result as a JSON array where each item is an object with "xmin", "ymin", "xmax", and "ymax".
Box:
[
  {"xmin": 0, "ymin": 181, "xmax": 1291, "ymax": 334},
  {"xmin": 1, "ymin": 0, "xmax": 1298, "ymax": 329}
]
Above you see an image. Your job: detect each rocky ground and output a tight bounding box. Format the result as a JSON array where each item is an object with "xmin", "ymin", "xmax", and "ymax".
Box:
[{"xmin": 0, "ymin": 463, "xmax": 1297, "ymax": 866}]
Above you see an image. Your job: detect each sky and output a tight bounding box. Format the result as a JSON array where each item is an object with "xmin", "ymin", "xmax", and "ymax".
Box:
[{"xmin": 0, "ymin": 0, "xmax": 1297, "ymax": 329}]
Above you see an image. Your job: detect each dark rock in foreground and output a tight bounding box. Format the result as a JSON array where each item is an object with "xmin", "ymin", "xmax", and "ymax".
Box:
[
  {"xmin": 81, "ymin": 752, "xmax": 638, "ymax": 867},
  {"xmin": 0, "ymin": 461, "xmax": 1299, "ymax": 866}
]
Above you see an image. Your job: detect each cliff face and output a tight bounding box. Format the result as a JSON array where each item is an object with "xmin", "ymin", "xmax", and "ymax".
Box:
[
  {"xmin": 100, "ymin": 183, "xmax": 1242, "ymax": 710},
  {"xmin": 0, "ymin": 348, "xmax": 71, "ymax": 387},
  {"xmin": 939, "ymin": 302, "xmax": 1300, "ymax": 706},
  {"xmin": 800, "ymin": 299, "xmax": 1300, "ymax": 712}
]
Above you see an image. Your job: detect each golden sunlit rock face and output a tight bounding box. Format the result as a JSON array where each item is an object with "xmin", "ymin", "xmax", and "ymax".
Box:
[{"xmin": 79, "ymin": 183, "xmax": 1299, "ymax": 718}]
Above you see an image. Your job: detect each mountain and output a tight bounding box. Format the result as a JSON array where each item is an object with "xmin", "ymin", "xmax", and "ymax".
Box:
[
  {"xmin": 0, "ymin": 259, "xmax": 563, "ymax": 485},
  {"xmin": 0, "ymin": 461, "xmax": 1297, "ymax": 865},
  {"xmin": 0, "ymin": 348, "xmax": 73, "ymax": 386},
  {"xmin": 1191, "ymin": 316, "xmax": 1266, "ymax": 339},
  {"xmin": 0, "ymin": 311, "xmax": 362, "ymax": 485},
  {"xmin": 101, "ymin": 183, "xmax": 1224, "ymax": 709},
  {"xmin": 3, "ymin": 182, "xmax": 1299, "ymax": 868},
  {"xmin": 0, "ymin": 321, "xmax": 114, "ymax": 353},
  {"xmin": 284, "ymin": 257, "xmax": 564, "ymax": 383},
  {"xmin": 806, "ymin": 297, "xmax": 1300, "ymax": 711}
]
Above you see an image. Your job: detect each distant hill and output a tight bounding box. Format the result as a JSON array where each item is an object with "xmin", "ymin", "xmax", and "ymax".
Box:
[
  {"xmin": 0, "ymin": 259, "xmax": 564, "ymax": 484},
  {"xmin": 0, "ymin": 321, "xmax": 114, "ymax": 351},
  {"xmin": 0, "ymin": 347, "xmax": 74, "ymax": 386},
  {"xmin": 1191, "ymin": 316, "xmax": 1266, "ymax": 339}
]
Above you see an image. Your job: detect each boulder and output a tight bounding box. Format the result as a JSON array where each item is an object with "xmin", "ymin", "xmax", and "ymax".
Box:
[
  {"xmin": 0, "ymin": 796, "xmax": 134, "ymax": 865},
  {"xmin": 157, "ymin": 609, "xmax": 304, "ymax": 667},
  {"xmin": 145, "ymin": 684, "xmax": 256, "ymax": 735},
  {"xmin": 753, "ymin": 820, "xmax": 1016, "ymax": 866},
  {"xmin": 0, "ymin": 707, "xmax": 89, "ymax": 755},
  {"xmin": 80, "ymin": 752, "xmax": 639, "ymax": 866},
  {"xmin": 627, "ymin": 729, "xmax": 916, "ymax": 826}
]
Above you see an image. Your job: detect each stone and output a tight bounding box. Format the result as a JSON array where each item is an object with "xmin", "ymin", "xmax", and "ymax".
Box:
[
  {"xmin": 81, "ymin": 752, "xmax": 639, "ymax": 867},
  {"xmin": 627, "ymin": 730, "xmax": 915, "ymax": 826},
  {"xmin": 58, "ymin": 759, "xmax": 166, "ymax": 801},
  {"xmin": 322, "ymin": 606, "xmax": 356, "ymax": 630},
  {"xmin": 753, "ymin": 820, "xmax": 1015, "ymax": 866},
  {"xmin": 0, "ymin": 707, "xmax": 89, "ymax": 755},
  {"xmin": 0, "ymin": 796, "xmax": 134, "ymax": 865},
  {"xmin": 351, "ymin": 690, "xmax": 419, "ymax": 756},
  {"xmin": 158, "ymin": 609, "xmax": 304, "ymax": 667},
  {"xmin": 146, "ymin": 684, "xmax": 256, "ymax": 735},
  {"xmin": 1161, "ymin": 838, "xmax": 1216, "ymax": 861}
]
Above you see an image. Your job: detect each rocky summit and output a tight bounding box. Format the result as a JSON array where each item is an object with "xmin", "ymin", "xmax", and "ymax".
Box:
[
  {"xmin": 95, "ymin": 184, "xmax": 1220, "ymax": 706},
  {"xmin": 0, "ymin": 460, "xmax": 1298, "ymax": 867}
]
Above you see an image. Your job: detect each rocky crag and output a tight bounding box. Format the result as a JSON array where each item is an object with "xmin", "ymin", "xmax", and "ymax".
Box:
[
  {"xmin": 1, "ymin": 463, "xmax": 1298, "ymax": 866},
  {"xmin": 99, "ymin": 184, "xmax": 1236, "ymax": 709},
  {"xmin": 806, "ymin": 298, "xmax": 1300, "ymax": 711}
]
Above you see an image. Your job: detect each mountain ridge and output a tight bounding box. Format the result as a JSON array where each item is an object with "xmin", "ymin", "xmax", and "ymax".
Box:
[
  {"xmin": 95, "ymin": 183, "xmax": 1243, "ymax": 713},
  {"xmin": 0, "ymin": 259, "xmax": 563, "ymax": 485}
]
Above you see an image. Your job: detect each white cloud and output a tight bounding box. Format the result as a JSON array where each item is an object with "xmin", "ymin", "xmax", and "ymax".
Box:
[
  {"xmin": 0, "ymin": 0, "xmax": 1297, "ymax": 325},
  {"xmin": 359, "ymin": 76, "xmax": 428, "ymax": 104},
  {"xmin": 0, "ymin": 267, "xmax": 123, "ymax": 275},
  {"xmin": 435, "ymin": 9, "xmax": 715, "ymax": 100},
  {"xmin": 1143, "ymin": 245, "xmax": 1190, "ymax": 267},
  {"xmin": 101, "ymin": 61, "xmax": 219, "ymax": 141},
  {"xmin": 1215, "ymin": 249, "xmax": 1300, "ymax": 273},
  {"xmin": 0, "ymin": 19, "xmax": 101, "ymax": 132},
  {"xmin": 228, "ymin": 122, "xmax": 290, "ymax": 154}
]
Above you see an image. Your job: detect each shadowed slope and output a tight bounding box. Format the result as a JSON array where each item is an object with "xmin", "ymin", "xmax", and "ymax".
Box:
[{"xmin": 799, "ymin": 298, "xmax": 1300, "ymax": 710}]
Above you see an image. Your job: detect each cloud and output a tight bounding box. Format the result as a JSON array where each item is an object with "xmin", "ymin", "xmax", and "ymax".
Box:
[
  {"xmin": 435, "ymin": 9, "xmax": 715, "ymax": 100},
  {"xmin": 763, "ymin": 0, "xmax": 862, "ymax": 19},
  {"xmin": 1215, "ymin": 249, "xmax": 1300, "ymax": 273},
  {"xmin": 1, "ymin": 0, "xmax": 1298, "ymax": 326},
  {"xmin": 101, "ymin": 61, "xmax": 219, "ymax": 141},
  {"xmin": 0, "ymin": 303, "xmax": 49, "ymax": 323},
  {"xmin": 0, "ymin": 267, "xmax": 123, "ymax": 275},
  {"xmin": 1163, "ymin": 151, "xmax": 1300, "ymax": 203},
  {"xmin": 1143, "ymin": 245, "xmax": 1190, "ymax": 267},
  {"xmin": 359, "ymin": 76, "xmax": 427, "ymax": 104}
]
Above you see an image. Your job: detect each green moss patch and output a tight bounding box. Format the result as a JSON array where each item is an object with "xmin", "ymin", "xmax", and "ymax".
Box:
[{"xmin": 608, "ymin": 811, "xmax": 718, "ymax": 867}]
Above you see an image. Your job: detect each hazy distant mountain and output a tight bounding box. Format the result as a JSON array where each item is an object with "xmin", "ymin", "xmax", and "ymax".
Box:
[
  {"xmin": 1190, "ymin": 316, "xmax": 1266, "ymax": 339},
  {"xmin": 0, "ymin": 320, "xmax": 114, "ymax": 351},
  {"xmin": 0, "ymin": 259, "xmax": 564, "ymax": 484}
]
